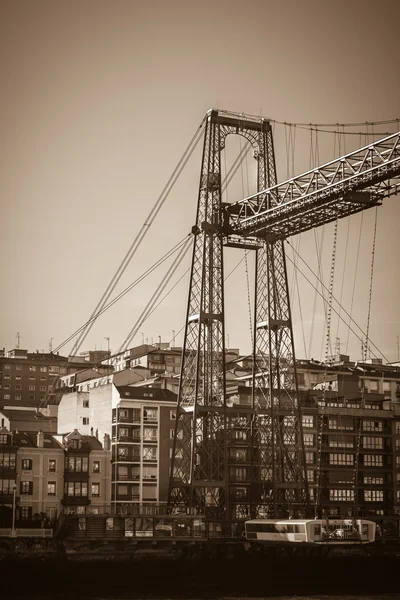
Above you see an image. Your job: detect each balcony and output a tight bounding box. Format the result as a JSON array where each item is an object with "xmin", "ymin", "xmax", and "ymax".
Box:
[{"xmin": 115, "ymin": 456, "xmax": 141, "ymax": 463}]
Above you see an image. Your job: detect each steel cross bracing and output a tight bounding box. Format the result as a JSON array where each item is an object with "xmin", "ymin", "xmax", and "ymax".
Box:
[
  {"xmin": 225, "ymin": 130, "xmax": 400, "ymax": 241},
  {"xmin": 168, "ymin": 110, "xmax": 310, "ymax": 520}
]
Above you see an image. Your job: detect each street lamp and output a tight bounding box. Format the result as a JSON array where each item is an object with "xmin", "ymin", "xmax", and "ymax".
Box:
[{"xmin": 11, "ymin": 484, "xmax": 17, "ymax": 537}]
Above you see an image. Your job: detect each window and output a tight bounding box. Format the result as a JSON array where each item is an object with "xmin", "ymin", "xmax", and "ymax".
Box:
[
  {"xmin": 302, "ymin": 416, "xmax": 314, "ymax": 428},
  {"xmin": 229, "ymin": 467, "xmax": 248, "ymax": 481},
  {"xmin": 15, "ymin": 395, "xmax": 21, "ymax": 401},
  {"xmin": 329, "ymin": 453, "xmax": 354, "ymax": 465},
  {"xmin": 83, "ymin": 399, "xmax": 89, "ymax": 408},
  {"xmin": 306, "ymin": 452, "xmax": 314, "ymax": 464},
  {"xmin": 368, "ymin": 380, "xmax": 379, "ymax": 391},
  {"xmin": 64, "ymin": 482, "xmax": 87, "ymax": 497},
  {"xmin": 364, "ymin": 490, "xmax": 384, "ymax": 502},
  {"xmin": 329, "ymin": 489, "xmax": 354, "ymax": 501},
  {"xmin": 29, "ymin": 376, "xmax": 35, "ymax": 381},
  {"xmin": 143, "ymin": 447, "xmax": 157, "ymax": 461},
  {"xmin": 40, "ymin": 376, "xmax": 46, "ymax": 381},
  {"xmin": 22, "ymin": 458, "xmax": 32, "ymax": 471},
  {"xmin": 396, "ymin": 422, "xmax": 400, "ymax": 435},
  {"xmin": 28, "ymin": 385, "xmax": 35, "ymax": 391},
  {"xmin": 4, "ymin": 365, "xmax": 10, "ymax": 370},
  {"xmin": 40, "ymin": 366, "xmax": 47, "ymax": 372},
  {"xmin": 364, "ymin": 454, "xmax": 383, "ymax": 467},
  {"xmin": 48, "ymin": 459, "xmax": 56, "ymax": 472},
  {"xmin": 363, "ymin": 437, "xmax": 384, "ymax": 449},
  {"xmin": 143, "ymin": 408, "xmax": 158, "ymax": 422},
  {"xmin": 0, "ymin": 435, "xmax": 8, "ymax": 445},
  {"xmin": 20, "ymin": 481, "xmax": 33, "ymax": 495},
  {"xmin": 169, "ymin": 448, "xmax": 183, "ymax": 459},
  {"xmin": 40, "ymin": 386, "xmax": 46, "ymax": 392},
  {"xmin": 170, "ymin": 410, "xmax": 176, "ymax": 420},
  {"xmin": 93, "ymin": 461, "xmax": 100, "ymax": 473},
  {"xmin": 15, "ymin": 384, "xmax": 22, "ymax": 391},
  {"xmin": 92, "ymin": 483, "xmax": 100, "ymax": 497},
  {"xmin": 65, "ymin": 456, "xmax": 88, "ymax": 472},
  {"xmin": 329, "ymin": 438, "xmax": 354, "ymax": 448},
  {"xmin": 143, "ymin": 427, "xmax": 157, "ymax": 441},
  {"xmin": 20, "ymin": 507, "xmax": 32, "ymax": 521},
  {"xmin": 364, "ymin": 476, "xmax": 384, "ymax": 485},
  {"xmin": 15, "ymin": 376, "xmax": 21, "ymax": 381},
  {"xmin": 0, "ymin": 479, "xmax": 15, "ymax": 493},
  {"xmin": 3, "ymin": 394, "xmax": 10, "ymax": 400},
  {"xmin": 396, "ymin": 456, "xmax": 400, "ymax": 468},
  {"xmin": 328, "ymin": 418, "xmax": 353, "ymax": 431},
  {"xmin": 307, "ymin": 470, "xmax": 315, "ymax": 482},
  {"xmin": 78, "ymin": 517, "xmax": 86, "ymax": 531},
  {"xmin": 119, "ymin": 409, "xmax": 129, "ymax": 419},
  {"xmin": 170, "ymin": 429, "xmax": 182, "ymax": 440},
  {"xmin": 284, "ymin": 416, "xmax": 295, "ymax": 427},
  {"xmin": 47, "ymin": 481, "xmax": 56, "ymax": 496},
  {"xmin": 29, "ymin": 366, "xmax": 36, "ymax": 372},
  {"xmin": 3, "ymin": 384, "xmax": 10, "ymax": 390},
  {"xmin": 0, "ymin": 453, "xmax": 16, "ymax": 469},
  {"xmin": 396, "ymin": 439, "xmax": 400, "ymax": 451},
  {"xmin": 363, "ymin": 420, "xmax": 383, "ymax": 432},
  {"xmin": 83, "ymin": 418, "xmax": 89, "ymax": 425},
  {"xmin": 383, "ymin": 381, "xmax": 391, "ymax": 392},
  {"xmin": 303, "ymin": 434, "xmax": 314, "ymax": 446}
]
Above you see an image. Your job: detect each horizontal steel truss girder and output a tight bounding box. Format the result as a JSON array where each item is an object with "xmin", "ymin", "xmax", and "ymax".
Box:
[{"xmin": 227, "ymin": 131, "xmax": 400, "ymax": 240}]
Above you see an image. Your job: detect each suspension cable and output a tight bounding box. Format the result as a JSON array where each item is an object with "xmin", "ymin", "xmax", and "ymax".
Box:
[
  {"xmin": 286, "ymin": 241, "xmax": 388, "ymax": 363},
  {"xmin": 117, "ymin": 237, "xmax": 192, "ymax": 353},
  {"xmin": 53, "ymin": 235, "xmax": 191, "ymax": 354},
  {"xmin": 345, "ymin": 213, "xmax": 364, "ymax": 354},
  {"xmin": 69, "ymin": 116, "xmax": 206, "ymax": 356},
  {"xmin": 364, "ymin": 208, "xmax": 378, "ymax": 361},
  {"xmin": 285, "ymin": 246, "xmax": 388, "ymax": 363}
]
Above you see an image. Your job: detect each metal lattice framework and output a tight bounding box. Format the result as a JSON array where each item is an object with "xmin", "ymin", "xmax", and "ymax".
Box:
[
  {"xmin": 168, "ymin": 110, "xmax": 309, "ymax": 520},
  {"xmin": 168, "ymin": 109, "xmax": 400, "ymax": 521},
  {"xmin": 226, "ymin": 130, "xmax": 400, "ymax": 240}
]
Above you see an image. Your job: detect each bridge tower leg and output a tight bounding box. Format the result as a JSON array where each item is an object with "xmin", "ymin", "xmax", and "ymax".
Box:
[{"xmin": 168, "ymin": 109, "xmax": 309, "ymax": 520}]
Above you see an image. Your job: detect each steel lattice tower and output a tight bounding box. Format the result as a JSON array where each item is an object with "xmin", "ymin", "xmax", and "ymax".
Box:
[{"xmin": 168, "ymin": 109, "xmax": 310, "ymax": 520}]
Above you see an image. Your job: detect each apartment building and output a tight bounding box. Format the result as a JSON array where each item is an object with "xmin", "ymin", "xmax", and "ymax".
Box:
[
  {"xmin": 0, "ymin": 348, "xmax": 110, "ymax": 410},
  {"xmin": 59, "ymin": 430, "xmax": 111, "ymax": 515},
  {"xmin": 111, "ymin": 386, "xmax": 177, "ymax": 511},
  {"xmin": 0, "ymin": 426, "xmax": 111, "ymax": 527}
]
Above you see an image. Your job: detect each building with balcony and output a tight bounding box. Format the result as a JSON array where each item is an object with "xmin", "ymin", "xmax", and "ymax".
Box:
[
  {"xmin": 59, "ymin": 430, "xmax": 111, "ymax": 515},
  {"xmin": 111, "ymin": 386, "xmax": 177, "ymax": 512}
]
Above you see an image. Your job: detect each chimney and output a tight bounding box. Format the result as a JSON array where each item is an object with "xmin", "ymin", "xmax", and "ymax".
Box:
[
  {"xmin": 103, "ymin": 433, "xmax": 111, "ymax": 451},
  {"xmin": 37, "ymin": 430, "xmax": 44, "ymax": 448}
]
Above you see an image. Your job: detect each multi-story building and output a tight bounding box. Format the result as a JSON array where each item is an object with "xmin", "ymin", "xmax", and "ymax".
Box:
[
  {"xmin": 111, "ymin": 386, "xmax": 177, "ymax": 511},
  {"xmin": 0, "ymin": 348, "xmax": 111, "ymax": 411},
  {"xmin": 0, "ymin": 425, "xmax": 111, "ymax": 527},
  {"xmin": 59, "ymin": 430, "xmax": 111, "ymax": 515}
]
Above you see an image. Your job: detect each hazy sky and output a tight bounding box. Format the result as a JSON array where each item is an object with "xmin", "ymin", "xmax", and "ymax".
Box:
[{"xmin": 1, "ymin": 0, "xmax": 399, "ymax": 363}]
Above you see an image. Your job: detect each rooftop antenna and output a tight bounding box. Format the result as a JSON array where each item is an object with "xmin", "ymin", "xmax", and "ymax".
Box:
[
  {"xmin": 227, "ymin": 334, "xmax": 230, "ymax": 349},
  {"xmin": 335, "ymin": 337, "xmax": 341, "ymax": 356},
  {"xmin": 172, "ymin": 330, "xmax": 176, "ymax": 347},
  {"xmin": 16, "ymin": 332, "xmax": 20, "ymax": 349},
  {"xmin": 104, "ymin": 337, "xmax": 110, "ymax": 353},
  {"xmin": 141, "ymin": 332, "xmax": 144, "ymax": 345},
  {"xmin": 49, "ymin": 338, "xmax": 53, "ymax": 353}
]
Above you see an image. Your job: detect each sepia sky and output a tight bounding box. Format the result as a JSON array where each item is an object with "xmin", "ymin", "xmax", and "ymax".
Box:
[{"xmin": 1, "ymin": 0, "xmax": 399, "ymax": 363}]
